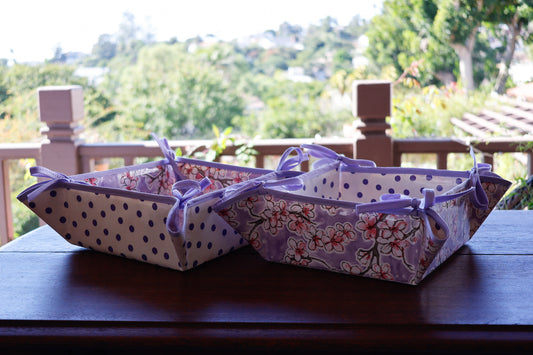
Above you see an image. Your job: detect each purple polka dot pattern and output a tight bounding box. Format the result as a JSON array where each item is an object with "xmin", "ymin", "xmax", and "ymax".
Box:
[
  {"xmin": 23, "ymin": 180, "xmax": 250, "ymax": 272},
  {"xmin": 24, "ymin": 186, "xmax": 182, "ymax": 269},
  {"xmin": 297, "ymin": 167, "xmax": 341, "ymax": 200},
  {"xmin": 339, "ymin": 170, "xmax": 468, "ymax": 203},
  {"xmin": 18, "ymin": 157, "xmax": 274, "ymax": 272},
  {"xmin": 284, "ymin": 162, "xmax": 470, "ymax": 206}
]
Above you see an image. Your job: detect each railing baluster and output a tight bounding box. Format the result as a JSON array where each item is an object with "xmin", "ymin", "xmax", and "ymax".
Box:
[
  {"xmin": 255, "ymin": 155, "xmax": 265, "ymax": 169},
  {"xmin": 528, "ymin": 152, "xmax": 533, "ymax": 178},
  {"xmin": 0, "ymin": 145, "xmax": 40, "ymax": 244},
  {"xmin": 0, "ymin": 159, "xmax": 13, "ymax": 245},
  {"xmin": 81, "ymin": 156, "xmax": 92, "ymax": 173},
  {"xmin": 482, "ymin": 153, "xmax": 494, "ymax": 167},
  {"xmin": 393, "ymin": 147, "xmax": 403, "ymax": 167},
  {"xmin": 436, "ymin": 152, "xmax": 448, "ymax": 170}
]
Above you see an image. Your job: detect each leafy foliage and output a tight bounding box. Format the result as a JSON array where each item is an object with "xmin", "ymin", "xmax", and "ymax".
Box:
[
  {"xmin": 366, "ymin": 0, "xmax": 457, "ymax": 87},
  {"xmin": 391, "ymin": 84, "xmax": 465, "ymax": 138},
  {"xmin": 189, "ymin": 125, "xmax": 259, "ymax": 165},
  {"xmin": 367, "ymin": 0, "xmax": 524, "ymax": 90},
  {"xmin": 99, "ymin": 43, "xmax": 245, "ymax": 140}
]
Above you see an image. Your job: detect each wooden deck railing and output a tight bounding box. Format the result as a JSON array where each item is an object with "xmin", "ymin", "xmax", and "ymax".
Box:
[
  {"xmin": 394, "ymin": 137, "xmax": 533, "ymax": 172},
  {"xmin": 76, "ymin": 138, "xmax": 356, "ymax": 172},
  {"xmin": 1, "ymin": 84, "xmax": 533, "ymax": 245},
  {"xmin": 0, "ymin": 143, "xmax": 41, "ymax": 245}
]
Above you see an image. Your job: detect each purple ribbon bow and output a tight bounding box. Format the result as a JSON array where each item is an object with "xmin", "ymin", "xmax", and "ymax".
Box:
[
  {"xmin": 468, "ymin": 147, "xmax": 491, "ymax": 210},
  {"xmin": 151, "ymin": 133, "xmax": 182, "ymax": 180},
  {"xmin": 166, "ymin": 177, "xmax": 212, "ymax": 234},
  {"xmin": 276, "ymin": 147, "xmax": 309, "ymax": 171},
  {"xmin": 301, "ymin": 143, "xmax": 377, "ymax": 169},
  {"xmin": 23, "ymin": 166, "xmax": 90, "ymax": 202}
]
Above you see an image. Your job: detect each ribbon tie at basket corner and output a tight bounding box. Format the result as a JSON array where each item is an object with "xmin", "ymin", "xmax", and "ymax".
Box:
[
  {"xmin": 166, "ymin": 177, "xmax": 212, "ymax": 234},
  {"xmin": 276, "ymin": 147, "xmax": 309, "ymax": 171},
  {"xmin": 301, "ymin": 143, "xmax": 376, "ymax": 169},
  {"xmin": 468, "ymin": 146, "xmax": 491, "ymax": 210},
  {"xmin": 151, "ymin": 132, "xmax": 181, "ymax": 178},
  {"xmin": 356, "ymin": 188, "xmax": 450, "ymax": 244},
  {"xmin": 23, "ymin": 166, "xmax": 90, "ymax": 202}
]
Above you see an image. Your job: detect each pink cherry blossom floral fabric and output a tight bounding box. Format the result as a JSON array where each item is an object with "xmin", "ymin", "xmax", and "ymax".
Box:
[
  {"xmin": 83, "ymin": 163, "xmax": 176, "ymax": 196},
  {"xmin": 218, "ymin": 174, "xmax": 510, "ymax": 285}
]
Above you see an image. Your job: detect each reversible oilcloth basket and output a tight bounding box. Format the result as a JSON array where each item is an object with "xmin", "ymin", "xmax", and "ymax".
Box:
[
  {"xmin": 214, "ymin": 144, "xmax": 511, "ymax": 285},
  {"xmin": 17, "ymin": 135, "xmax": 308, "ymax": 271}
]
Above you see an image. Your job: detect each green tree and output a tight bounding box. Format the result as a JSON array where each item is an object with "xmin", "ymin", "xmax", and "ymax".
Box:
[
  {"xmin": 367, "ymin": 0, "xmax": 458, "ymax": 87},
  {"xmin": 194, "ymin": 42, "xmax": 251, "ymax": 85},
  {"xmin": 329, "ymin": 69, "xmax": 359, "ymax": 97},
  {"xmin": 112, "ymin": 11, "xmax": 149, "ymax": 62},
  {"xmin": 233, "ymin": 71, "xmax": 352, "ymax": 139},
  {"xmin": 345, "ymin": 15, "xmax": 370, "ymax": 39},
  {"xmin": 257, "ymin": 48, "xmax": 295, "ymax": 75},
  {"xmin": 50, "ymin": 45, "xmax": 66, "ymax": 63},
  {"xmin": 292, "ymin": 16, "xmax": 359, "ymax": 78},
  {"xmin": 368, "ymin": 0, "xmax": 520, "ymax": 91},
  {"xmin": 89, "ymin": 34, "xmax": 117, "ymax": 65},
  {"xmin": 433, "ymin": 0, "xmax": 494, "ymax": 92},
  {"xmin": 0, "ymin": 63, "xmax": 89, "ymax": 141},
  {"xmin": 116, "ymin": 12, "xmax": 140, "ymax": 53},
  {"xmin": 83, "ymin": 86, "xmax": 117, "ymax": 135},
  {"xmin": 0, "ymin": 64, "xmax": 10, "ymax": 104},
  {"xmin": 3, "ymin": 63, "xmax": 83, "ymax": 96},
  {"xmin": 255, "ymin": 96, "xmax": 323, "ymax": 138},
  {"xmin": 332, "ymin": 49, "xmax": 353, "ymax": 73},
  {"xmin": 103, "ymin": 43, "xmax": 244, "ymax": 140},
  {"xmin": 433, "ymin": 0, "xmax": 533, "ymax": 93},
  {"xmin": 488, "ymin": 1, "xmax": 533, "ymax": 94},
  {"xmin": 278, "ymin": 21, "xmax": 304, "ymax": 39}
]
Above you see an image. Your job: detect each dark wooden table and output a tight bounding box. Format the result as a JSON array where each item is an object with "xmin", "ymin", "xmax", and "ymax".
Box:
[{"xmin": 1, "ymin": 210, "xmax": 533, "ymax": 354}]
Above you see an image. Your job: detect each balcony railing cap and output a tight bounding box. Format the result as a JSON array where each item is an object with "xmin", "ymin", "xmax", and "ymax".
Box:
[
  {"xmin": 352, "ymin": 80, "xmax": 391, "ymax": 120},
  {"xmin": 37, "ymin": 85, "xmax": 84, "ymax": 123}
]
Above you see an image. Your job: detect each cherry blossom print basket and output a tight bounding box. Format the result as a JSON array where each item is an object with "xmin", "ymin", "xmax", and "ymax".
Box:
[
  {"xmin": 214, "ymin": 144, "xmax": 511, "ymax": 285},
  {"xmin": 17, "ymin": 135, "xmax": 308, "ymax": 271}
]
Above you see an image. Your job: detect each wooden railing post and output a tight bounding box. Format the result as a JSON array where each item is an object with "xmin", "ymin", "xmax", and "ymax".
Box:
[
  {"xmin": 38, "ymin": 86, "xmax": 84, "ymax": 175},
  {"xmin": 352, "ymin": 80, "xmax": 393, "ymax": 166}
]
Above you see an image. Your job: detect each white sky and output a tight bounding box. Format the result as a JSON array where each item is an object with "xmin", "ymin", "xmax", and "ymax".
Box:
[{"xmin": 1, "ymin": 0, "xmax": 382, "ymax": 63}]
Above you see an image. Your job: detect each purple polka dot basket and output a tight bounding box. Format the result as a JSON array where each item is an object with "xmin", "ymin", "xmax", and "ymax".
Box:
[
  {"xmin": 17, "ymin": 135, "xmax": 307, "ymax": 271},
  {"xmin": 214, "ymin": 144, "xmax": 511, "ymax": 285}
]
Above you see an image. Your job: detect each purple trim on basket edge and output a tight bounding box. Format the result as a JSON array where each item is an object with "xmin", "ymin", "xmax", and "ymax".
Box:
[
  {"xmin": 18, "ymin": 173, "xmax": 176, "ymax": 206},
  {"xmin": 21, "ymin": 166, "xmax": 91, "ymax": 202},
  {"xmin": 73, "ymin": 159, "xmax": 168, "ymax": 180}
]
